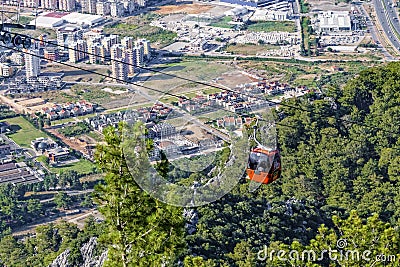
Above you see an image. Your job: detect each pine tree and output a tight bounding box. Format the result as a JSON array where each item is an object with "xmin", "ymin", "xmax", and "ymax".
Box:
[{"xmin": 94, "ymin": 122, "xmax": 185, "ymax": 267}]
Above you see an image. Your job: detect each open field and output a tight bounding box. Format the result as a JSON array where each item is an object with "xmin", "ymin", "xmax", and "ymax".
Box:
[
  {"xmin": 104, "ymin": 13, "xmax": 177, "ymax": 48},
  {"xmin": 210, "ymin": 16, "xmax": 234, "ymax": 29},
  {"xmin": 246, "ymin": 21, "xmax": 297, "ymax": 33},
  {"xmin": 197, "ymin": 109, "xmax": 234, "ymax": 122},
  {"xmin": 145, "ymin": 60, "xmax": 234, "ymax": 97},
  {"xmin": 45, "ymin": 63, "xmax": 110, "ymax": 83},
  {"xmin": 154, "ymin": 3, "xmax": 213, "ymax": 15},
  {"xmin": 49, "ymin": 159, "xmax": 95, "ymax": 175},
  {"xmin": 32, "ymin": 85, "xmax": 145, "ymax": 110},
  {"xmin": 2, "ymin": 116, "xmax": 50, "ymax": 148},
  {"xmin": 236, "ymin": 59, "xmax": 373, "ymax": 90}
]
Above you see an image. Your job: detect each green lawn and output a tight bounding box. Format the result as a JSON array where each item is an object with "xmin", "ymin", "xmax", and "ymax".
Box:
[
  {"xmin": 50, "ymin": 159, "xmax": 96, "ymax": 175},
  {"xmin": 210, "ymin": 16, "xmax": 234, "ymax": 29},
  {"xmin": 159, "ymin": 96, "xmax": 179, "ymax": 103},
  {"xmin": 202, "ymin": 87, "xmax": 222, "ymax": 95},
  {"xmin": 246, "ymin": 21, "xmax": 296, "ymax": 33},
  {"xmin": 2, "ymin": 116, "xmax": 50, "ymax": 148}
]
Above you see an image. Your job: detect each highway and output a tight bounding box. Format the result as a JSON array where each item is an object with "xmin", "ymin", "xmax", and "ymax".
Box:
[
  {"xmin": 373, "ymin": 0, "xmax": 400, "ymax": 51},
  {"xmin": 356, "ymin": 2, "xmax": 395, "ymax": 60}
]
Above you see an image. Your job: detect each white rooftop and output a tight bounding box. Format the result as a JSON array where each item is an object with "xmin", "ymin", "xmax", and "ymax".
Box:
[
  {"xmin": 62, "ymin": 13, "xmax": 104, "ymax": 26},
  {"xmin": 31, "ymin": 16, "xmax": 65, "ymax": 28},
  {"xmin": 318, "ymin": 11, "xmax": 351, "ymax": 29}
]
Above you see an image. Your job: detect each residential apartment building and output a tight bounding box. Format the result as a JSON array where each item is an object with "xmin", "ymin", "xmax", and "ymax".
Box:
[
  {"xmin": 96, "ymin": 1, "xmax": 111, "ymax": 15},
  {"xmin": 25, "ymin": 49, "xmax": 40, "ymax": 78},
  {"xmin": 110, "ymin": 1, "xmax": 124, "ymax": 17},
  {"xmin": 68, "ymin": 40, "xmax": 88, "ymax": 63}
]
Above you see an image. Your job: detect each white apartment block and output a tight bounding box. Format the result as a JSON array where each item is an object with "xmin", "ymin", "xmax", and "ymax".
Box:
[
  {"xmin": 10, "ymin": 52, "xmax": 24, "ymax": 65},
  {"xmin": 57, "ymin": 27, "xmax": 83, "ymax": 50},
  {"xmin": 134, "ymin": 44, "xmax": 144, "ymax": 66},
  {"xmin": 110, "ymin": 1, "xmax": 124, "ymax": 17},
  {"xmin": 96, "ymin": 1, "xmax": 111, "ymax": 16},
  {"xmin": 24, "ymin": 0, "xmax": 39, "ymax": 8},
  {"xmin": 111, "ymin": 57, "xmax": 128, "ymax": 82},
  {"xmin": 135, "ymin": 0, "xmax": 146, "ymax": 7},
  {"xmin": 122, "ymin": 0, "xmax": 135, "ymax": 14},
  {"xmin": 82, "ymin": 0, "xmax": 97, "ymax": 14},
  {"xmin": 68, "ymin": 40, "xmax": 88, "ymax": 63},
  {"xmin": 124, "ymin": 49, "xmax": 136, "ymax": 76},
  {"xmin": 101, "ymin": 34, "xmax": 119, "ymax": 56},
  {"xmin": 135, "ymin": 39, "xmax": 151, "ymax": 60},
  {"xmin": 121, "ymin": 36, "xmax": 134, "ymax": 50},
  {"xmin": 88, "ymin": 43, "xmax": 105, "ymax": 64},
  {"xmin": 110, "ymin": 44, "xmax": 124, "ymax": 59},
  {"xmin": 25, "ymin": 49, "xmax": 40, "ymax": 78},
  {"xmin": 59, "ymin": 0, "xmax": 76, "ymax": 11},
  {"xmin": 41, "ymin": 0, "xmax": 57, "ymax": 9},
  {"xmin": 0, "ymin": 63, "xmax": 13, "ymax": 77}
]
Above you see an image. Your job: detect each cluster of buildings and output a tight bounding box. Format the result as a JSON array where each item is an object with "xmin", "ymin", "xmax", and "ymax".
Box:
[
  {"xmin": 220, "ymin": 0, "xmax": 289, "ymax": 8},
  {"xmin": 257, "ymin": 45, "xmax": 297, "ymax": 57},
  {"xmin": 33, "ymin": 12, "xmax": 105, "ymax": 28},
  {"xmin": 176, "ymin": 80, "xmax": 307, "ymax": 116},
  {"xmin": 22, "ymin": 0, "xmax": 147, "ymax": 16},
  {"xmin": 234, "ymin": 31, "xmax": 299, "ymax": 45},
  {"xmin": 4, "ymin": 74, "xmax": 64, "ymax": 95},
  {"xmin": 41, "ymin": 100, "xmax": 96, "ymax": 120},
  {"xmin": 31, "ymin": 137, "xmax": 71, "ymax": 164},
  {"xmin": 81, "ymin": 0, "xmax": 147, "ymax": 17},
  {"xmin": 85, "ymin": 103, "xmax": 174, "ymax": 132},
  {"xmin": 147, "ymin": 123, "xmax": 220, "ymax": 160},
  {"xmin": 0, "ymin": 161, "xmax": 43, "ymax": 186},
  {"xmin": 222, "ymin": 0, "xmax": 293, "ymax": 21},
  {"xmin": 216, "ymin": 116, "xmax": 253, "ymax": 129},
  {"xmin": 55, "ymin": 27, "xmax": 151, "ymax": 81},
  {"xmin": 313, "ymin": 11, "xmax": 353, "ymax": 34},
  {"xmin": 0, "ymin": 134, "xmax": 43, "ymax": 185}
]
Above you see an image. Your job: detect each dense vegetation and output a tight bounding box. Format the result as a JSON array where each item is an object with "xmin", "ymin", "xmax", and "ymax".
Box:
[
  {"xmin": 0, "ymin": 105, "xmax": 17, "ymax": 120},
  {"xmin": 182, "ymin": 62, "xmax": 400, "ymax": 266},
  {"xmin": 58, "ymin": 122, "xmax": 92, "ymax": 137},
  {"xmin": 0, "ymin": 218, "xmax": 106, "ymax": 267}
]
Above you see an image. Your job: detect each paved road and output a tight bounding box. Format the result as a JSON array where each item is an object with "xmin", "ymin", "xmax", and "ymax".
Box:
[
  {"xmin": 356, "ymin": 2, "xmax": 395, "ymax": 60},
  {"xmin": 373, "ymin": 0, "xmax": 400, "ymax": 51}
]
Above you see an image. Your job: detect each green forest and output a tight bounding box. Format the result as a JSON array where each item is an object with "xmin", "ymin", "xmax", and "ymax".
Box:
[{"xmin": 0, "ymin": 62, "xmax": 399, "ymax": 266}]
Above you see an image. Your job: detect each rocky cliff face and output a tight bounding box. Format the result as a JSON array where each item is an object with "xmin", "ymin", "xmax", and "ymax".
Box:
[{"xmin": 49, "ymin": 237, "xmax": 108, "ymax": 267}]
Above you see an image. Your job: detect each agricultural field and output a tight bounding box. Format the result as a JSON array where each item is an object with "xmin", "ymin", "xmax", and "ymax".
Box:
[{"xmin": 2, "ymin": 116, "xmax": 50, "ymax": 148}]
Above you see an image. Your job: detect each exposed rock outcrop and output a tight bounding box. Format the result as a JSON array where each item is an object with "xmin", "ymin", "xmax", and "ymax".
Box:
[{"xmin": 49, "ymin": 237, "xmax": 108, "ymax": 267}]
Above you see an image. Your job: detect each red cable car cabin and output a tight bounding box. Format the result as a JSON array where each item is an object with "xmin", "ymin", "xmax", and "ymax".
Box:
[{"xmin": 246, "ymin": 148, "xmax": 281, "ymax": 184}]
